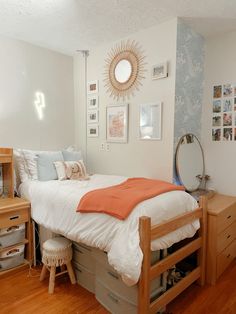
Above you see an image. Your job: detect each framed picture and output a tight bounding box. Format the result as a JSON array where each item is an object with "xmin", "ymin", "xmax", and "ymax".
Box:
[
  {"xmin": 87, "ymin": 124, "xmax": 99, "ymax": 137},
  {"xmin": 87, "ymin": 110, "xmax": 98, "ymax": 123},
  {"xmin": 139, "ymin": 102, "xmax": 162, "ymax": 140},
  {"xmin": 213, "ymin": 85, "xmax": 222, "ymax": 98},
  {"xmin": 87, "ymin": 80, "xmax": 98, "ymax": 94},
  {"xmin": 87, "ymin": 95, "xmax": 98, "ymax": 109},
  {"xmin": 152, "ymin": 62, "xmax": 168, "ymax": 80},
  {"xmin": 106, "ymin": 104, "xmax": 128, "ymax": 143}
]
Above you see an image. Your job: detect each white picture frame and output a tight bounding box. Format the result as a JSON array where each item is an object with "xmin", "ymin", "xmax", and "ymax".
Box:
[
  {"xmin": 87, "ymin": 80, "xmax": 98, "ymax": 94},
  {"xmin": 87, "ymin": 95, "xmax": 99, "ymax": 109},
  {"xmin": 87, "ymin": 110, "xmax": 99, "ymax": 123},
  {"xmin": 152, "ymin": 62, "xmax": 168, "ymax": 80},
  {"xmin": 139, "ymin": 102, "xmax": 162, "ymax": 140},
  {"xmin": 87, "ymin": 124, "xmax": 99, "ymax": 137},
  {"xmin": 106, "ymin": 104, "xmax": 128, "ymax": 143}
]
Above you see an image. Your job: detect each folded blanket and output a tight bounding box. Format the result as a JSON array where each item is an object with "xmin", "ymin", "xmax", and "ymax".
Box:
[{"xmin": 77, "ymin": 178, "xmax": 185, "ymax": 220}]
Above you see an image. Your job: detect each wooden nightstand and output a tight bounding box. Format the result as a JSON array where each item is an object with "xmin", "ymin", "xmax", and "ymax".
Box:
[
  {"xmin": 0, "ymin": 197, "xmax": 32, "ymax": 276},
  {"xmin": 206, "ymin": 194, "xmax": 236, "ymax": 285}
]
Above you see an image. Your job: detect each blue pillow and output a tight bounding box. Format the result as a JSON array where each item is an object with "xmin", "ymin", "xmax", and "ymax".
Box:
[
  {"xmin": 37, "ymin": 152, "xmax": 63, "ymax": 181},
  {"xmin": 62, "ymin": 150, "xmax": 82, "ymax": 161}
]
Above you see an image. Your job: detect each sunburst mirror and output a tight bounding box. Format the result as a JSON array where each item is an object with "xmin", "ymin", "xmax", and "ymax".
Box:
[{"xmin": 104, "ymin": 40, "xmax": 146, "ymax": 100}]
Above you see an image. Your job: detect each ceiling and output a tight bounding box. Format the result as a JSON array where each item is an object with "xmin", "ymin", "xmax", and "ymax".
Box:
[{"xmin": 0, "ymin": 0, "xmax": 236, "ymax": 55}]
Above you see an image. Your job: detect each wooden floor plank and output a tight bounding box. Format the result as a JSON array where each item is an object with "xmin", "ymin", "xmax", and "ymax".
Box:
[{"xmin": 0, "ymin": 261, "xmax": 236, "ymax": 313}]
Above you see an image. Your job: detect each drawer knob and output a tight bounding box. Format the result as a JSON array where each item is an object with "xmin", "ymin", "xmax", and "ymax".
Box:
[
  {"xmin": 10, "ymin": 215, "xmax": 19, "ymax": 220},
  {"xmin": 227, "ymin": 215, "xmax": 231, "ymax": 219},
  {"xmin": 227, "ymin": 254, "xmax": 231, "ymax": 258},
  {"xmin": 227, "ymin": 235, "xmax": 231, "ymax": 239}
]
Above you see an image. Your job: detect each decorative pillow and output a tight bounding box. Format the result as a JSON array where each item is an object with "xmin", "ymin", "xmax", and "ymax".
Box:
[
  {"xmin": 13, "ymin": 150, "xmax": 30, "ymax": 183},
  {"xmin": 62, "ymin": 150, "xmax": 82, "ymax": 161},
  {"xmin": 21, "ymin": 150, "xmax": 38, "ymax": 180},
  {"xmin": 54, "ymin": 160, "xmax": 89, "ymax": 181},
  {"xmin": 37, "ymin": 152, "xmax": 64, "ymax": 181}
]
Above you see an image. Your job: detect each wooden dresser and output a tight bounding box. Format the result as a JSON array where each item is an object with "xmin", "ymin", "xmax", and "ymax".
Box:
[{"xmin": 206, "ymin": 194, "xmax": 236, "ymax": 285}]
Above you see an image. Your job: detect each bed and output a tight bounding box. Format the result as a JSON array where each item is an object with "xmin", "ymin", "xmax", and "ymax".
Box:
[{"xmin": 19, "ymin": 173, "xmax": 207, "ymax": 313}]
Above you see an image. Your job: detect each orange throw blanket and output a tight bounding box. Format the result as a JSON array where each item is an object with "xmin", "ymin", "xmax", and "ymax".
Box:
[{"xmin": 77, "ymin": 178, "xmax": 185, "ymax": 220}]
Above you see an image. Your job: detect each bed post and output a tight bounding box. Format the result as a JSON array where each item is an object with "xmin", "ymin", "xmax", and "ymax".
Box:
[
  {"xmin": 138, "ymin": 216, "xmax": 151, "ymax": 314},
  {"xmin": 197, "ymin": 195, "xmax": 207, "ymax": 286}
]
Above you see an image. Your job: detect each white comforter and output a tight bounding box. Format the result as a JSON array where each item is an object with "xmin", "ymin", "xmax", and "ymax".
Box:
[{"xmin": 19, "ymin": 174, "xmax": 199, "ymax": 285}]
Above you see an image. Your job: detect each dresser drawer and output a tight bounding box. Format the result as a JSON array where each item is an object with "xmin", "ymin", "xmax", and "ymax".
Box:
[
  {"xmin": 217, "ymin": 204, "xmax": 236, "ymax": 234},
  {"xmin": 217, "ymin": 240, "xmax": 236, "ymax": 278},
  {"xmin": 217, "ymin": 221, "xmax": 236, "ymax": 253},
  {"xmin": 0, "ymin": 208, "xmax": 29, "ymax": 228}
]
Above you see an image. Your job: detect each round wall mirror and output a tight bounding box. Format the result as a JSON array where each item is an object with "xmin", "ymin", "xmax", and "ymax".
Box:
[
  {"xmin": 114, "ymin": 59, "xmax": 132, "ymax": 83},
  {"xmin": 175, "ymin": 134, "xmax": 205, "ymax": 192},
  {"xmin": 104, "ymin": 40, "xmax": 146, "ymax": 99}
]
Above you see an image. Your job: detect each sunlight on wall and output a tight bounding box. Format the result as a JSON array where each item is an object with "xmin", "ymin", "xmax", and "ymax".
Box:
[{"xmin": 34, "ymin": 91, "xmax": 46, "ymax": 120}]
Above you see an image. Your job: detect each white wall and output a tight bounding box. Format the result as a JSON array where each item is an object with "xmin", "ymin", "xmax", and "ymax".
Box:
[
  {"xmin": 0, "ymin": 35, "xmax": 74, "ymax": 150},
  {"xmin": 74, "ymin": 19, "xmax": 178, "ymax": 181},
  {"xmin": 202, "ymin": 30, "xmax": 236, "ymax": 196}
]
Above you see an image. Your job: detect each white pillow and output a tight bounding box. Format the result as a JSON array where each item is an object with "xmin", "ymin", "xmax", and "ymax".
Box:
[
  {"xmin": 54, "ymin": 160, "xmax": 89, "ymax": 181},
  {"xmin": 13, "ymin": 150, "xmax": 30, "ymax": 183}
]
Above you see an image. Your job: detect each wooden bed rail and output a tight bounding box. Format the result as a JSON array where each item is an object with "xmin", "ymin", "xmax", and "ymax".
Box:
[{"xmin": 138, "ymin": 196, "xmax": 207, "ymax": 314}]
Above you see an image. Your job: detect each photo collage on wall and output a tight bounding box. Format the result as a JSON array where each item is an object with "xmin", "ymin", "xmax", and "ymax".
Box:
[
  {"xmin": 87, "ymin": 80, "xmax": 99, "ymax": 137},
  {"xmin": 212, "ymin": 84, "xmax": 236, "ymax": 141}
]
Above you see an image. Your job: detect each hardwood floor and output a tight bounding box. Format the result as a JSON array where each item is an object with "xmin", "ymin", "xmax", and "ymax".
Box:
[{"xmin": 0, "ymin": 261, "xmax": 236, "ymax": 314}]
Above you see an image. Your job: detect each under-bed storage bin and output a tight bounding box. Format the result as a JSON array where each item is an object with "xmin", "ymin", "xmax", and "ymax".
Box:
[
  {"xmin": 72, "ymin": 242, "xmax": 96, "ymax": 272},
  {"xmin": 96, "ymin": 279, "xmax": 137, "ymax": 314},
  {"xmin": 94, "ymin": 249, "xmax": 165, "ymax": 306},
  {"xmin": 0, "ymin": 244, "xmax": 25, "ymax": 271},
  {"xmin": 73, "ymin": 260, "xmax": 95, "ymax": 293},
  {"xmin": 0, "ymin": 224, "xmax": 25, "ymax": 248}
]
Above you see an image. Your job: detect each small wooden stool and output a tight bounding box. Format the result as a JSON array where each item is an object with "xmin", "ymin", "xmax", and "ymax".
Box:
[{"xmin": 40, "ymin": 237, "xmax": 76, "ymax": 294}]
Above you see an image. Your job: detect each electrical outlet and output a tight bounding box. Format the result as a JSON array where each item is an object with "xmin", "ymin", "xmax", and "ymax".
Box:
[
  {"xmin": 105, "ymin": 143, "xmax": 110, "ymax": 152},
  {"xmin": 100, "ymin": 142, "xmax": 105, "ymax": 151}
]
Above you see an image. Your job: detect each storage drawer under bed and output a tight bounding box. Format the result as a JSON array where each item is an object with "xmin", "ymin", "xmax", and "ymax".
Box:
[
  {"xmin": 72, "ymin": 242, "xmax": 96, "ymax": 272},
  {"xmin": 73, "ymin": 260, "xmax": 95, "ymax": 293}
]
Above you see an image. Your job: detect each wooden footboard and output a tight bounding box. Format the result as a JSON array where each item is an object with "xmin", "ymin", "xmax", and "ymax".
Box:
[{"xmin": 138, "ymin": 196, "xmax": 207, "ymax": 314}]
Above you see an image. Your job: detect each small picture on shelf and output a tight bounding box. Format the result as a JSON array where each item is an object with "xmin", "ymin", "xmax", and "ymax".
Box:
[
  {"xmin": 223, "ymin": 128, "xmax": 232, "ymax": 141},
  {"xmin": 213, "ymin": 85, "xmax": 222, "ymax": 98},
  {"xmin": 212, "ymin": 128, "xmax": 221, "ymax": 141},
  {"xmin": 234, "ymin": 98, "xmax": 236, "ymax": 110},
  {"xmin": 234, "ymin": 128, "xmax": 236, "ymax": 141}
]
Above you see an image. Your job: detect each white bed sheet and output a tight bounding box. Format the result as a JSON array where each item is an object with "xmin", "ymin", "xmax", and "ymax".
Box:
[{"xmin": 19, "ymin": 174, "xmax": 199, "ymax": 285}]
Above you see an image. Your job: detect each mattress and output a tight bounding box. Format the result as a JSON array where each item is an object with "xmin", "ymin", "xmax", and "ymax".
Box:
[{"xmin": 19, "ymin": 174, "xmax": 199, "ymax": 285}]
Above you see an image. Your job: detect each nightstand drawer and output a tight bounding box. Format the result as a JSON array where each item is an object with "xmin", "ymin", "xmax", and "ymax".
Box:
[
  {"xmin": 0, "ymin": 208, "xmax": 29, "ymax": 228},
  {"xmin": 217, "ymin": 240, "xmax": 236, "ymax": 278},
  {"xmin": 217, "ymin": 221, "xmax": 236, "ymax": 253},
  {"xmin": 217, "ymin": 204, "xmax": 236, "ymax": 234}
]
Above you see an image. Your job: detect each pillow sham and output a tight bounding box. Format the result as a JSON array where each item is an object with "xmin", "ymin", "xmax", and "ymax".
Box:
[
  {"xmin": 54, "ymin": 160, "xmax": 89, "ymax": 181},
  {"xmin": 62, "ymin": 150, "xmax": 82, "ymax": 161},
  {"xmin": 37, "ymin": 151, "xmax": 64, "ymax": 181},
  {"xmin": 13, "ymin": 150, "xmax": 30, "ymax": 183}
]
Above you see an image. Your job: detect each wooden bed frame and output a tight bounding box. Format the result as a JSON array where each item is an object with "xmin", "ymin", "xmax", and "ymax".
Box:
[{"xmin": 138, "ymin": 195, "xmax": 207, "ymax": 313}]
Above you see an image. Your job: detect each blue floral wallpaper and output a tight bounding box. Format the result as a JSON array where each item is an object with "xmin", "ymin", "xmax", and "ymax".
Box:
[{"xmin": 174, "ymin": 20, "xmax": 205, "ymax": 146}]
